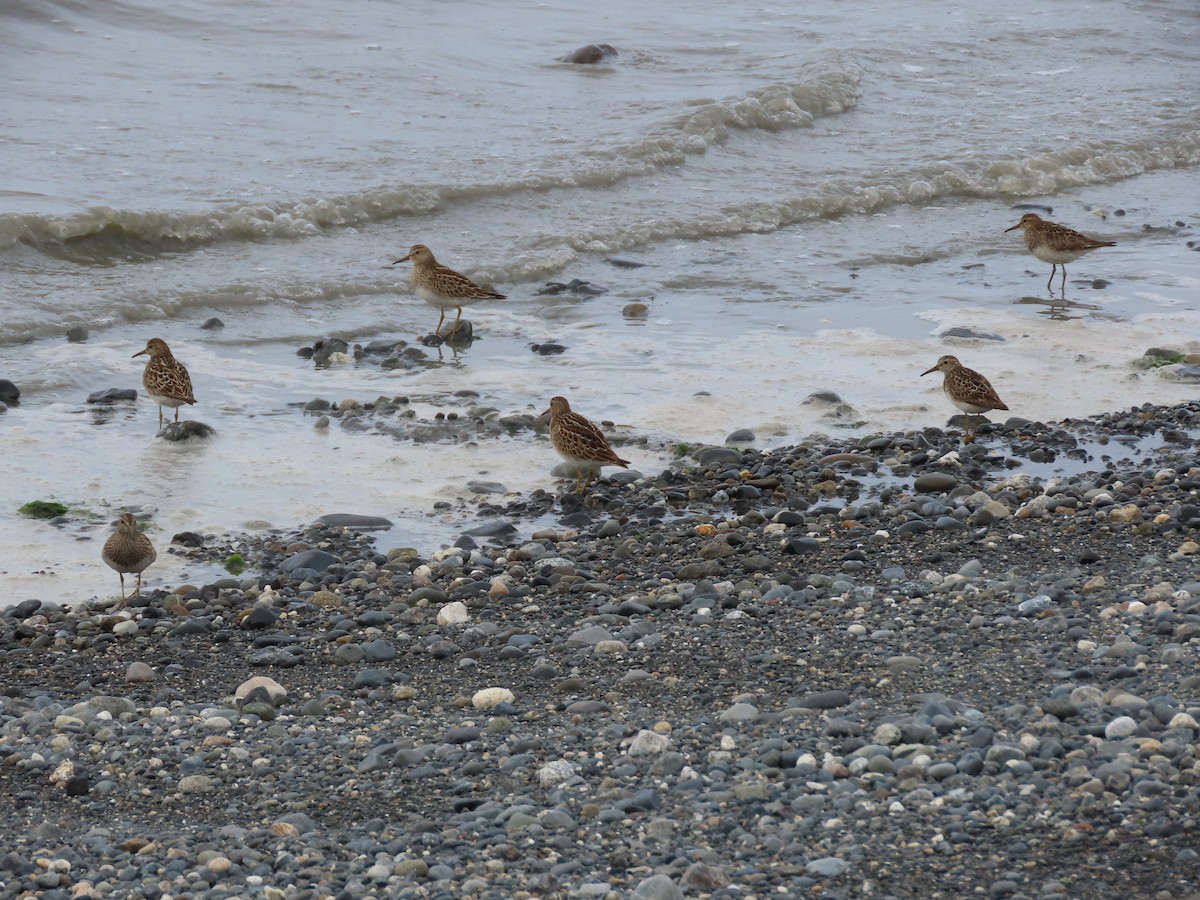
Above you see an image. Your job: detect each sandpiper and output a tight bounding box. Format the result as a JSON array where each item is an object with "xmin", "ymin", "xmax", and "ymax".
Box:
[
  {"xmin": 544, "ymin": 395, "xmax": 630, "ymax": 494},
  {"xmin": 1005, "ymin": 212, "xmax": 1116, "ymax": 294},
  {"xmin": 133, "ymin": 338, "xmax": 196, "ymax": 428},
  {"xmin": 102, "ymin": 513, "xmax": 156, "ymax": 607},
  {"xmin": 392, "ymin": 244, "xmax": 505, "ymax": 338},
  {"xmin": 921, "ymin": 355, "xmax": 1008, "ymax": 443}
]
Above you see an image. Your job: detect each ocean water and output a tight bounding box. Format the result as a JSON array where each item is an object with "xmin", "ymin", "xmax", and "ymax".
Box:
[{"xmin": 2, "ymin": 0, "xmax": 1198, "ymax": 608}]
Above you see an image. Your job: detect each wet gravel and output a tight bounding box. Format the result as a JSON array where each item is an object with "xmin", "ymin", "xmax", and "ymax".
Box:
[{"xmin": 2, "ymin": 401, "xmax": 1199, "ymax": 899}]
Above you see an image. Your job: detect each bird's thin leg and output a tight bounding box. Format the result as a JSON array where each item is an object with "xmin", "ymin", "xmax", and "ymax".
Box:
[
  {"xmin": 1059, "ymin": 265, "xmax": 1068, "ymax": 296},
  {"xmin": 435, "ymin": 308, "xmax": 446, "ymax": 334},
  {"xmin": 158, "ymin": 406, "xmax": 164, "ymax": 429},
  {"xmin": 174, "ymin": 407, "xmax": 180, "ymax": 423},
  {"xmin": 573, "ymin": 469, "xmax": 585, "ymax": 494},
  {"xmin": 1046, "ymin": 266, "xmax": 1056, "ymax": 294},
  {"xmin": 117, "ymin": 573, "xmax": 127, "ymax": 608},
  {"xmin": 448, "ymin": 307, "xmax": 463, "ymax": 338},
  {"xmin": 134, "ymin": 572, "xmax": 143, "ymax": 597}
]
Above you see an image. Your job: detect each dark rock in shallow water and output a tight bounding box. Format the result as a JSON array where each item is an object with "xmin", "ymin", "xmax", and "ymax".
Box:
[
  {"xmin": 280, "ymin": 549, "xmax": 339, "ymax": 574},
  {"xmin": 1167, "ymin": 364, "xmax": 1200, "ymax": 383},
  {"xmin": 87, "ymin": 388, "xmax": 137, "ymax": 404},
  {"xmin": 315, "ymin": 514, "xmax": 394, "ymax": 531},
  {"xmin": 805, "ymin": 390, "xmax": 842, "ymax": 404},
  {"xmin": 159, "ymin": 421, "xmax": 215, "ymax": 441},
  {"xmin": 531, "ymin": 343, "xmax": 567, "ymax": 355},
  {"xmin": 66, "ymin": 326, "xmax": 89, "ymax": 343},
  {"xmin": 606, "ymin": 257, "xmax": 647, "ymax": 269},
  {"xmin": 558, "ymin": 43, "xmax": 618, "ymax": 64},
  {"xmin": 360, "ymin": 339, "xmax": 406, "ymax": 355},
  {"xmin": 437, "ymin": 320, "xmax": 474, "ymax": 344},
  {"xmin": 467, "ymin": 480, "xmax": 507, "ymax": 494},
  {"xmin": 464, "ymin": 521, "xmax": 518, "ymax": 538},
  {"xmin": 200, "ymin": 317, "xmax": 225, "ymax": 330},
  {"xmin": 938, "ymin": 326, "xmax": 1005, "ymax": 342},
  {"xmin": 309, "ymin": 338, "xmax": 349, "ymax": 365},
  {"xmin": 172, "ymin": 531, "xmax": 206, "ymax": 547},
  {"xmin": 0, "ymin": 379, "xmax": 19, "ymax": 404},
  {"xmin": 537, "ymin": 279, "xmax": 607, "ymax": 296}
]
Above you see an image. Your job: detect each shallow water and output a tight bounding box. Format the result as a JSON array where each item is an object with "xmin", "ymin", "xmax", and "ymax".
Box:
[{"xmin": 2, "ymin": 0, "xmax": 1198, "ymax": 608}]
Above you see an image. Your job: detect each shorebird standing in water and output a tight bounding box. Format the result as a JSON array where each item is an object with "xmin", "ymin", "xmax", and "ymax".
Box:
[
  {"xmin": 102, "ymin": 513, "xmax": 156, "ymax": 607},
  {"xmin": 1005, "ymin": 213, "xmax": 1116, "ymax": 294},
  {"xmin": 392, "ymin": 244, "xmax": 505, "ymax": 339},
  {"xmin": 921, "ymin": 355, "xmax": 1009, "ymax": 444},
  {"xmin": 133, "ymin": 338, "xmax": 196, "ymax": 428},
  {"xmin": 543, "ymin": 395, "xmax": 630, "ymax": 494}
]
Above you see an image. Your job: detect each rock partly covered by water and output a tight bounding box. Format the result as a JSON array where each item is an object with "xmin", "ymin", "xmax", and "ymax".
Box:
[
  {"xmin": 2, "ymin": 400, "xmax": 1200, "ymax": 897},
  {"xmin": 558, "ymin": 43, "xmax": 619, "ymax": 64}
]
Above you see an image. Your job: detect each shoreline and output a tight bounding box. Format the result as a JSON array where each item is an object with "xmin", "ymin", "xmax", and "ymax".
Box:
[{"xmin": 3, "ymin": 400, "xmax": 1199, "ymax": 897}]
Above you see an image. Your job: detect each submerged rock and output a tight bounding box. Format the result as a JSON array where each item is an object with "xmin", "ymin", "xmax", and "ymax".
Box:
[
  {"xmin": 88, "ymin": 388, "xmax": 137, "ymax": 404},
  {"xmin": 315, "ymin": 514, "xmax": 394, "ymax": 531},
  {"xmin": 159, "ymin": 420, "xmax": 216, "ymax": 441},
  {"xmin": 558, "ymin": 43, "xmax": 618, "ymax": 64}
]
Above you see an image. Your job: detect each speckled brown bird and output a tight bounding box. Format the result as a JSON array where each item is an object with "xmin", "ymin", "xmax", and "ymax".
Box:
[
  {"xmin": 1005, "ymin": 212, "xmax": 1116, "ymax": 294},
  {"xmin": 393, "ymin": 244, "xmax": 505, "ymax": 338},
  {"xmin": 921, "ymin": 355, "xmax": 1009, "ymax": 443},
  {"xmin": 101, "ymin": 513, "xmax": 156, "ymax": 607},
  {"xmin": 544, "ymin": 395, "xmax": 630, "ymax": 494},
  {"xmin": 133, "ymin": 338, "xmax": 196, "ymax": 428}
]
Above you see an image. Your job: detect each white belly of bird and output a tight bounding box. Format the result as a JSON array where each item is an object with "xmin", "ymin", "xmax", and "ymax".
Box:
[
  {"xmin": 945, "ymin": 390, "xmax": 991, "ymax": 415},
  {"xmin": 148, "ymin": 393, "xmax": 188, "ymax": 409},
  {"xmin": 415, "ymin": 282, "xmax": 477, "ymax": 310},
  {"xmin": 557, "ymin": 451, "xmax": 601, "ymax": 473},
  {"xmin": 1030, "ymin": 244, "xmax": 1086, "ymax": 265}
]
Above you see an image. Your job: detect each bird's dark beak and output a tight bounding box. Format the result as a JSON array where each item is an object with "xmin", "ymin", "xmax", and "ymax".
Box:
[
  {"xmin": 1004, "ymin": 223, "xmax": 1020, "ymax": 232},
  {"xmin": 132, "ymin": 348, "xmax": 148, "ymax": 358},
  {"xmin": 394, "ymin": 253, "xmax": 412, "ymax": 264},
  {"xmin": 920, "ymin": 365, "xmax": 937, "ymax": 377},
  {"xmin": 539, "ymin": 407, "xmax": 551, "ymax": 419}
]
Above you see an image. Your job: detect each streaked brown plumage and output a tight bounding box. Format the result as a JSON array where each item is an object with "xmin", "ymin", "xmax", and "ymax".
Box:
[
  {"xmin": 921, "ymin": 355, "xmax": 1008, "ymax": 443},
  {"xmin": 544, "ymin": 395, "xmax": 630, "ymax": 494},
  {"xmin": 1005, "ymin": 213, "xmax": 1116, "ymax": 294},
  {"xmin": 133, "ymin": 338, "xmax": 196, "ymax": 428},
  {"xmin": 102, "ymin": 513, "xmax": 156, "ymax": 607},
  {"xmin": 393, "ymin": 244, "xmax": 505, "ymax": 337}
]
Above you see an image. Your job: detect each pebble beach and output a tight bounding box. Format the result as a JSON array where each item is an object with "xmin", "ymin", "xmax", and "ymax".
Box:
[{"xmin": 4, "ymin": 402, "xmax": 1200, "ymax": 899}]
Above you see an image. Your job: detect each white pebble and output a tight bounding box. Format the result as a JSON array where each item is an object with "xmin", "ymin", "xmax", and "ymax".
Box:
[
  {"xmin": 628, "ymin": 730, "xmax": 670, "ymax": 756},
  {"xmin": 49, "ymin": 760, "xmax": 74, "ymax": 785},
  {"xmin": 1168, "ymin": 712, "xmax": 1198, "ymax": 729},
  {"xmin": 437, "ymin": 601, "xmax": 469, "ymax": 626},
  {"xmin": 1104, "ymin": 716, "xmax": 1138, "ymax": 739},
  {"xmin": 536, "ymin": 759, "xmax": 574, "ymax": 787},
  {"xmin": 471, "ymin": 687, "xmax": 514, "ymax": 709}
]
